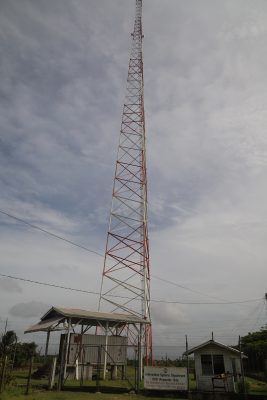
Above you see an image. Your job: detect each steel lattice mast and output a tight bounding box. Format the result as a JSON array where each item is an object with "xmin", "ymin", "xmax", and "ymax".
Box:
[{"xmin": 99, "ymin": 0, "xmax": 152, "ymax": 362}]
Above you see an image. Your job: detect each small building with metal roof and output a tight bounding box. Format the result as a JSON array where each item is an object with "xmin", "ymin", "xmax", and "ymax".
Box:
[
  {"xmin": 184, "ymin": 339, "xmax": 246, "ymax": 392},
  {"xmin": 25, "ymin": 306, "xmax": 150, "ymax": 384}
]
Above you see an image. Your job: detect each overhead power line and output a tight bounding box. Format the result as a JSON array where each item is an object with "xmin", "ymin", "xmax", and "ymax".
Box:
[
  {"xmin": 0, "ymin": 209, "xmax": 263, "ymax": 305},
  {"xmin": 0, "ymin": 209, "xmax": 233, "ymax": 302},
  {"xmin": 0, "ymin": 209, "xmax": 103, "ymax": 257},
  {"xmin": 0, "ymin": 272, "xmax": 100, "ymax": 296},
  {"xmin": 0, "ymin": 209, "xmax": 221, "ymax": 300},
  {"xmin": 151, "ymin": 297, "xmax": 262, "ymax": 305},
  {"xmin": 0, "ymin": 273, "xmax": 262, "ymax": 305},
  {"xmin": 153, "ymin": 275, "xmax": 227, "ymax": 302}
]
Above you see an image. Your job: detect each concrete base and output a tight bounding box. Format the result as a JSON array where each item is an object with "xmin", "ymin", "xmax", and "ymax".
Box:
[{"xmin": 66, "ymin": 365, "xmax": 93, "ymax": 381}]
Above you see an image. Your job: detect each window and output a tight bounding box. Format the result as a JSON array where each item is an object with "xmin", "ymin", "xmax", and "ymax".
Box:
[
  {"xmin": 201, "ymin": 355, "xmax": 213, "ymax": 375},
  {"xmin": 201, "ymin": 354, "xmax": 225, "ymax": 376}
]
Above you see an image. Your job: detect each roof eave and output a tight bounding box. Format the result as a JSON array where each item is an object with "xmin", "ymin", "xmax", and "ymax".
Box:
[{"xmin": 184, "ymin": 340, "xmax": 243, "ymax": 356}]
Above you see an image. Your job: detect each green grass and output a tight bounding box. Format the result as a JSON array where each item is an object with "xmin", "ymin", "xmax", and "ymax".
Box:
[
  {"xmin": 0, "ymin": 388, "xmax": 186, "ymax": 400},
  {"xmin": 245, "ymin": 376, "xmax": 267, "ymax": 394},
  {"xmin": 2, "ymin": 368, "xmax": 267, "ymax": 398},
  {"xmin": 11, "ymin": 369, "xmax": 45, "ymax": 387},
  {"xmin": 189, "ymin": 373, "xmax": 196, "ymax": 390}
]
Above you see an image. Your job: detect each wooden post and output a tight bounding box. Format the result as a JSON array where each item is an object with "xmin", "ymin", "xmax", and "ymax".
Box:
[
  {"xmin": 122, "ymin": 364, "xmax": 126, "ymax": 380},
  {"xmin": 186, "ymin": 335, "xmax": 190, "ymax": 394},
  {"xmin": 80, "ymin": 325, "xmax": 84, "ymax": 386},
  {"xmin": 0, "ymin": 355, "xmax": 8, "ymax": 393},
  {"xmin": 239, "ymin": 336, "xmax": 246, "ymax": 394},
  {"xmin": 58, "ymin": 336, "xmax": 66, "ymax": 391},
  {"xmin": 103, "ymin": 322, "xmax": 108, "ymax": 380},
  {"xmin": 63, "ymin": 318, "xmax": 71, "ymax": 380},
  {"xmin": 134, "ymin": 348, "xmax": 137, "ymax": 391},
  {"xmin": 45, "ymin": 331, "xmax": 50, "ymax": 361},
  {"xmin": 96, "ymin": 345, "xmax": 101, "ymax": 392},
  {"xmin": 48, "ymin": 357, "xmax": 57, "ymax": 390},
  {"xmin": 11, "ymin": 337, "xmax": 17, "ymax": 370},
  {"xmin": 80, "ymin": 347, "xmax": 84, "ymax": 387},
  {"xmin": 25, "ymin": 356, "xmax": 34, "ymax": 395}
]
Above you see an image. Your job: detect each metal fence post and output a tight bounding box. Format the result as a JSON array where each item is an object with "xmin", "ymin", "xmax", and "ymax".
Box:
[
  {"xmin": 134, "ymin": 348, "xmax": 137, "ymax": 391},
  {"xmin": 137, "ymin": 335, "xmax": 141, "ymax": 392},
  {"xmin": 25, "ymin": 356, "xmax": 34, "ymax": 395},
  {"xmin": 58, "ymin": 338, "xmax": 65, "ymax": 391},
  {"xmin": 186, "ymin": 335, "xmax": 190, "ymax": 394},
  {"xmin": 96, "ymin": 345, "xmax": 101, "ymax": 392},
  {"xmin": 239, "ymin": 335, "xmax": 246, "ymax": 394}
]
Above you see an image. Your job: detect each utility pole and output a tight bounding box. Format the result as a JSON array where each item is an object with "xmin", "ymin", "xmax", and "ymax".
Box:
[{"xmin": 99, "ymin": 0, "xmax": 152, "ymax": 364}]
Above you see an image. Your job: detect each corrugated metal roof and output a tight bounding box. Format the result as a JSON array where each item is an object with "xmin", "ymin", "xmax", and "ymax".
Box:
[
  {"xmin": 25, "ymin": 306, "xmax": 150, "ymax": 334},
  {"xmin": 24, "ymin": 316, "xmax": 63, "ymax": 333},
  {"xmin": 42, "ymin": 307, "xmax": 149, "ymax": 325},
  {"xmin": 184, "ymin": 339, "xmax": 243, "ymax": 356}
]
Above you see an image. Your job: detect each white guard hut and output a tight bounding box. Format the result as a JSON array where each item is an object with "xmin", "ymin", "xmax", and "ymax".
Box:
[{"xmin": 184, "ymin": 339, "xmax": 245, "ymax": 392}]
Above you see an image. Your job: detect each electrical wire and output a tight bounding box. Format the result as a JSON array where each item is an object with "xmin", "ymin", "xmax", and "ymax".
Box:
[
  {"xmin": 151, "ymin": 297, "xmax": 262, "ymax": 305},
  {"xmin": 0, "ymin": 272, "xmax": 262, "ymax": 305},
  {"xmin": 0, "ymin": 209, "xmax": 242, "ymax": 303},
  {"xmin": 0, "ymin": 209, "xmax": 263, "ymax": 306},
  {"xmin": 0, "ymin": 209, "xmax": 103, "ymax": 257},
  {"xmin": 0, "ymin": 272, "xmax": 100, "ymax": 295},
  {"xmin": 230, "ymin": 301, "xmax": 264, "ymax": 333},
  {"xmin": 153, "ymin": 275, "xmax": 226, "ymax": 302},
  {"xmin": 249, "ymin": 300, "xmax": 265, "ymax": 331}
]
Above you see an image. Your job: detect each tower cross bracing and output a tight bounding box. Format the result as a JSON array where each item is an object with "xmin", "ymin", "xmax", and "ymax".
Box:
[{"xmin": 99, "ymin": 0, "xmax": 152, "ymax": 363}]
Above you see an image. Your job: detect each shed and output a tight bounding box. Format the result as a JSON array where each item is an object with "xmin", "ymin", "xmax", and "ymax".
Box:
[
  {"xmin": 25, "ymin": 306, "xmax": 150, "ymax": 383},
  {"xmin": 184, "ymin": 339, "xmax": 246, "ymax": 392}
]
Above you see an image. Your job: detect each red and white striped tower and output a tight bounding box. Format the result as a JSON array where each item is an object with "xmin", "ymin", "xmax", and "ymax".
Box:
[{"xmin": 99, "ymin": 0, "xmax": 152, "ymax": 364}]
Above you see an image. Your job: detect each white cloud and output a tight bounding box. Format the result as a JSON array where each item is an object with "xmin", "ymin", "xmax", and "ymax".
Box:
[
  {"xmin": 9, "ymin": 301, "xmax": 50, "ymax": 319},
  {"xmin": 152, "ymin": 303, "xmax": 187, "ymax": 327},
  {"xmin": 0, "ymin": 278, "xmax": 22, "ymax": 293},
  {"xmin": 0, "ymin": 0, "xmax": 267, "ymax": 352}
]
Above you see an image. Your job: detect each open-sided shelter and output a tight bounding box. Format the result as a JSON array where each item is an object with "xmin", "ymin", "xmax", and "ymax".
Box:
[{"xmin": 25, "ymin": 306, "xmax": 149, "ymax": 384}]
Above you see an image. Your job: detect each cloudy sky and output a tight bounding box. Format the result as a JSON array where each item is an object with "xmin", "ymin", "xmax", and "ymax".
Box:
[{"xmin": 1, "ymin": 0, "xmax": 267, "ymax": 357}]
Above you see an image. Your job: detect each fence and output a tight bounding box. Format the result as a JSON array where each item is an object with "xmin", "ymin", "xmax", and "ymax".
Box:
[
  {"xmin": 2, "ymin": 347, "xmax": 261, "ymax": 396},
  {"xmin": 58, "ymin": 343, "xmax": 140, "ymax": 392},
  {"xmin": 0, "ymin": 344, "xmax": 143, "ymax": 394},
  {"xmin": 0, "ymin": 355, "xmax": 37, "ymax": 395}
]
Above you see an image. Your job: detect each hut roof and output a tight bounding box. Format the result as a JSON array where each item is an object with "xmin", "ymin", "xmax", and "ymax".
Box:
[
  {"xmin": 184, "ymin": 339, "xmax": 245, "ymax": 357},
  {"xmin": 25, "ymin": 306, "xmax": 149, "ymax": 333}
]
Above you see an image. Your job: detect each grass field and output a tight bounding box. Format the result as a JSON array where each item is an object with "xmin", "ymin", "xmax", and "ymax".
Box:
[
  {"xmin": 1, "ymin": 367, "xmax": 267, "ymax": 399},
  {"xmin": 1, "ymin": 389, "xmax": 183, "ymax": 400},
  {"xmin": 246, "ymin": 376, "xmax": 267, "ymax": 394}
]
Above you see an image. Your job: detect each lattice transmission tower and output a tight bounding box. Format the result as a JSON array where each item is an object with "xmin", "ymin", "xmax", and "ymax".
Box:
[{"xmin": 99, "ymin": 0, "xmax": 152, "ymax": 363}]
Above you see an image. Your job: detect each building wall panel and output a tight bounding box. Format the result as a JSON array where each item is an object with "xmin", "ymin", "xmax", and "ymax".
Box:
[{"xmin": 67, "ymin": 334, "xmax": 127, "ymax": 366}]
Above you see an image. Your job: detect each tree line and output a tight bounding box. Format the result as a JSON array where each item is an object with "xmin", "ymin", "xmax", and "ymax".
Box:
[
  {"xmin": 240, "ymin": 326, "xmax": 267, "ymax": 373},
  {"xmin": 1, "ymin": 326, "xmax": 267, "ymax": 372},
  {"xmin": 0, "ymin": 330, "xmax": 37, "ymax": 367}
]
